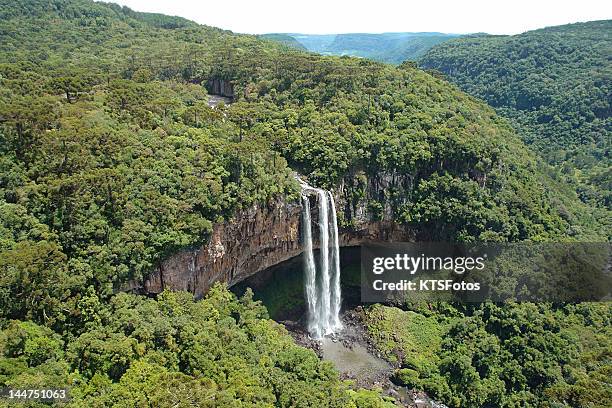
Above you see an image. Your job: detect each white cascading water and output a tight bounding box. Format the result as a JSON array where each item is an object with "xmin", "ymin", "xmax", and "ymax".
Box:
[
  {"xmin": 316, "ymin": 189, "xmax": 332, "ymax": 334},
  {"xmin": 300, "ymin": 179, "xmax": 342, "ymax": 338},
  {"xmin": 328, "ymin": 191, "xmax": 342, "ymax": 329},
  {"xmin": 301, "ymin": 195, "xmax": 319, "ymax": 336}
]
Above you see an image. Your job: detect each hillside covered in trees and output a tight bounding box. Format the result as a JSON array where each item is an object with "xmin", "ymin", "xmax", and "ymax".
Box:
[
  {"xmin": 0, "ymin": 0, "xmax": 609, "ymax": 406},
  {"xmin": 420, "ymin": 21, "xmax": 611, "ymax": 215},
  {"xmin": 266, "ymin": 32, "xmax": 460, "ymax": 64},
  {"xmin": 258, "ymin": 33, "xmax": 308, "ymax": 50},
  {"xmin": 362, "ymin": 301, "xmax": 612, "ymax": 407}
]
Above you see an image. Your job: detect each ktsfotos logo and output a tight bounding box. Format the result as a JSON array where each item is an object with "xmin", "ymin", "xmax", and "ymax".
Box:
[{"xmin": 361, "ymin": 242, "xmax": 611, "ymax": 303}]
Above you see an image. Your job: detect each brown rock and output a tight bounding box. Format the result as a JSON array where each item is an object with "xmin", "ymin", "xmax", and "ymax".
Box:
[{"xmin": 129, "ymin": 172, "xmax": 415, "ymax": 297}]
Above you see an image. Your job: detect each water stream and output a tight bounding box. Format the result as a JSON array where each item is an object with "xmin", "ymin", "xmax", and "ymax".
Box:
[
  {"xmin": 300, "ymin": 181, "xmax": 342, "ymax": 338},
  {"xmin": 207, "ymin": 94, "xmax": 232, "ymax": 107},
  {"xmin": 301, "ymin": 195, "xmax": 319, "ymax": 335},
  {"xmin": 329, "ymin": 191, "xmax": 342, "ymax": 329}
]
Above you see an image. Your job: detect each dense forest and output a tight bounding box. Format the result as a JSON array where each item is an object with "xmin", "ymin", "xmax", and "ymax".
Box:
[
  {"xmin": 420, "ymin": 22, "xmax": 611, "ymax": 217},
  {"xmin": 362, "ymin": 301, "xmax": 611, "ymax": 407},
  {"xmin": 0, "ymin": 0, "xmax": 609, "ymax": 406}
]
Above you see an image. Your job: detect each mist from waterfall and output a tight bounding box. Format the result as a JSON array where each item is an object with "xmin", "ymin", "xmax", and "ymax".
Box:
[{"xmin": 300, "ymin": 181, "xmax": 342, "ymax": 338}]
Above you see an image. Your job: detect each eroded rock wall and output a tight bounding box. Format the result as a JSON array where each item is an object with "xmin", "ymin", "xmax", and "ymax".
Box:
[
  {"xmin": 133, "ymin": 173, "xmax": 414, "ymax": 297},
  {"xmin": 141, "ymin": 198, "xmax": 302, "ymax": 298},
  {"xmin": 207, "ymin": 78, "xmax": 235, "ymax": 99}
]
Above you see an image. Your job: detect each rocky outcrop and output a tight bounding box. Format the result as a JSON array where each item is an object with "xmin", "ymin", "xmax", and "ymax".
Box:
[
  {"xmin": 131, "ymin": 173, "xmax": 415, "ymax": 298},
  {"xmin": 340, "ymin": 170, "xmax": 413, "ymax": 225},
  {"xmin": 206, "ymin": 79, "xmax": 234, "ymax": 99},
  {"xmin": 141, "ymin": 199, "xmax": 302, "ymax": 297}
]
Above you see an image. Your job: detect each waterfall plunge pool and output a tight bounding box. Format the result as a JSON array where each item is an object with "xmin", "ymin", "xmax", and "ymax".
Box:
[
  {"xmin": 231, "ymin": 247, "xmax": 395, "ymax": 387},
  {"xmin": 230, "ymin": 249, "xmax": 445, "ymax": 406},
  {"xmin": 231, "ymin": 246, "xmax": 362, "ymax": 322}
]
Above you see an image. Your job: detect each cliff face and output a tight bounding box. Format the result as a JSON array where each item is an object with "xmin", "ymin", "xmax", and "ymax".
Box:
[
  {"xmin": 141, "ymin": 199, "xmax": 303, "ymax": 297},
  {"xmin": 134, "ymin": 173, "xmax": 414, "ymax": 298},
  {"xmin": 206, "ymin": 79, "xmax": 235, "ymax": 99}
]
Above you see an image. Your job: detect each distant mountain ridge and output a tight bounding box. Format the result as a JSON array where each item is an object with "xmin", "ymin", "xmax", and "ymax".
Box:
[{"xmin": 264, "ymin": 32, "xmax": 461, "ymax": 63}]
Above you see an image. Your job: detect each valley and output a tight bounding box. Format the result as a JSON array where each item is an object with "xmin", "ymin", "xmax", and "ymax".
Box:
[{"xmin": 261, "ymin": 32, "xmax": 461, "ymax": 64}]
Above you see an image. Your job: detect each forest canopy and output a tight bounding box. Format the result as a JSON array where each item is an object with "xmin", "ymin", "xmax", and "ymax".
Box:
[
  {"xmin": 1, "ymin": 0, "xmax": 596, "ymax": 323},
  {"xmin": 420, "ymin": 21, "xmax": 612, "ymax": 212}
]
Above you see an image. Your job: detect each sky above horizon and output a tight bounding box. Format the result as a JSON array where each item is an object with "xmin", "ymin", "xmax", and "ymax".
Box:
[{"xmin": 105, "ymin": 0, "xmax": 611, "ymax": 35}]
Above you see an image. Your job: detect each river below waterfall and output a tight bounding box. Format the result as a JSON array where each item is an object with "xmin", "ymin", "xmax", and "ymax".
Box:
[
  {"xmin": 207, "ymin": 94, "xmax": 232, "ymax": 107},
  {"xmin": 320, "ymin": 325, "xmax": 392, "ymax": 386}
]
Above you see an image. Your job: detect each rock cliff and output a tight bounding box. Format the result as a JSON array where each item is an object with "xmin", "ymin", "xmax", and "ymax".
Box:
[
  {"xmin": 132, "ymin": 173, "xmax": 414, "ymax": 297},
  {"xmin": 206, "ymin": 78, "xmax": 235, "ymax": 99}
]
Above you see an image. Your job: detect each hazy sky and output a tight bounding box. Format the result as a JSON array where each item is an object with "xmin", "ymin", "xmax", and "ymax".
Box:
[{"xmin": 105, "ymin": 0, "xmax": 612, "ymax": 35}]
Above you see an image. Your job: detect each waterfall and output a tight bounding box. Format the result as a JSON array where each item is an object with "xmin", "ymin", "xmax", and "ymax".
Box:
[
  {"xmin": 316, "ymin": 189, "xmax": 332, "ymax": 334},
  {"xmin": 301, "ymin": 195, "xmax": 319, "ymax": 336},
  {"xmin": 328, "ymin": 191, "xmax": 342, "ymax": 330},
  {"xmin": 300, "ymin": 180, "xmax": 342, "ymax": 338}
]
